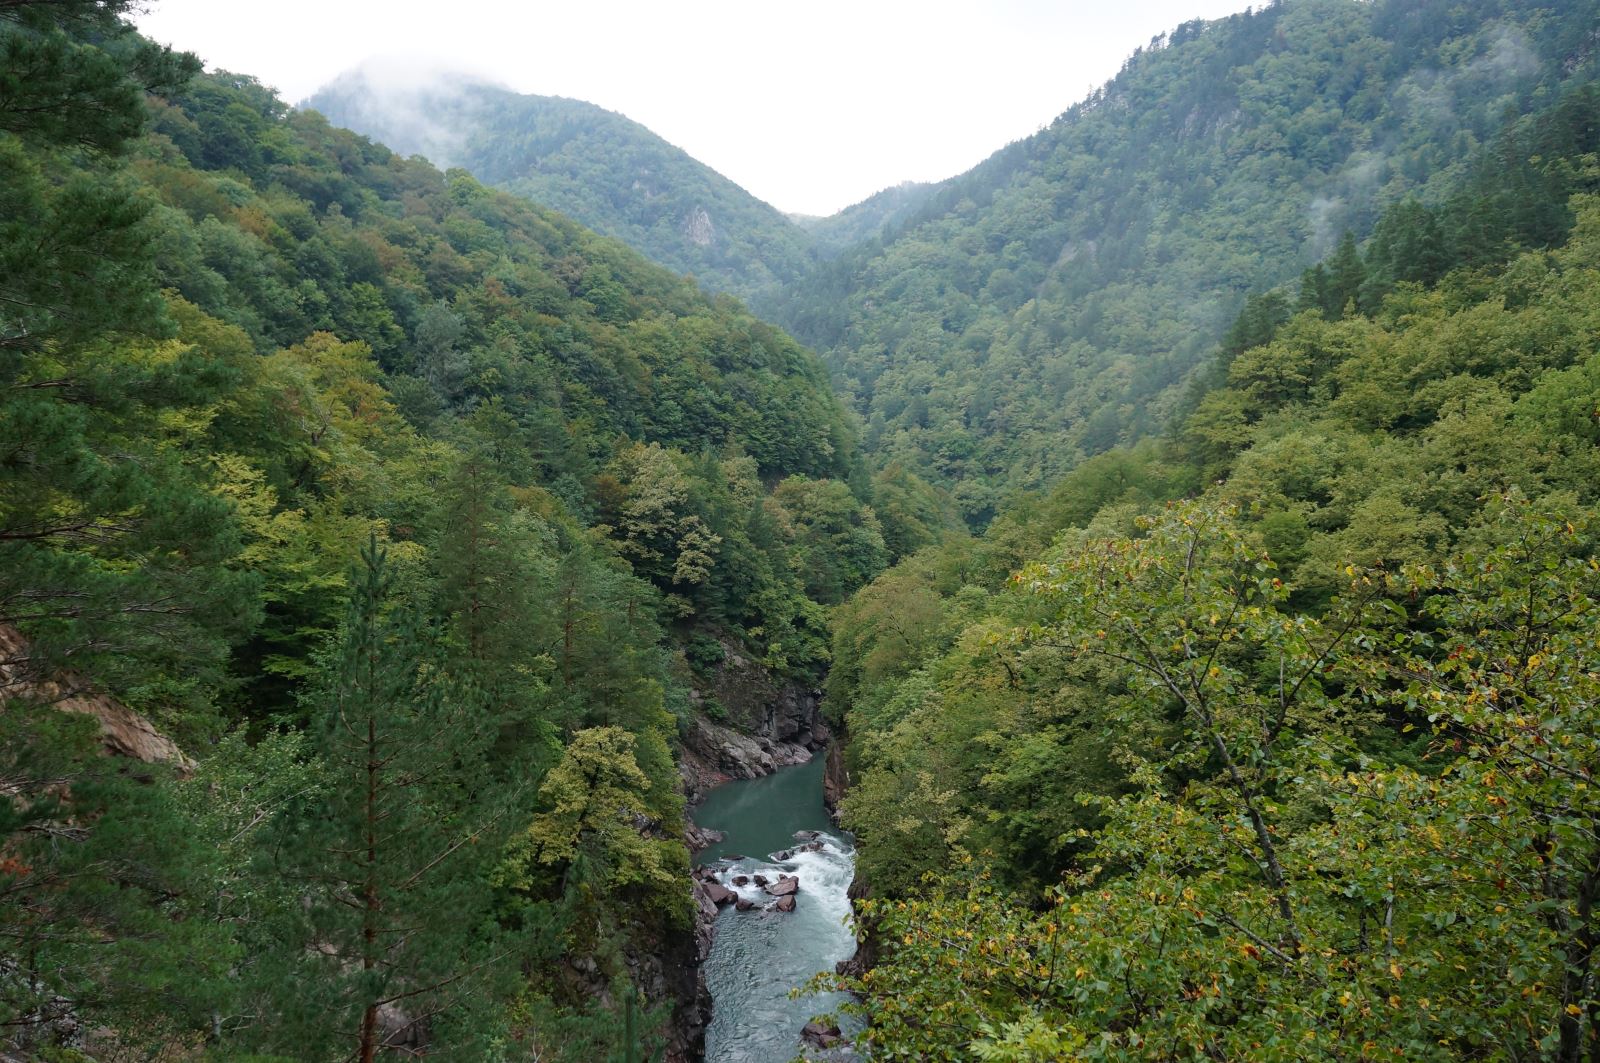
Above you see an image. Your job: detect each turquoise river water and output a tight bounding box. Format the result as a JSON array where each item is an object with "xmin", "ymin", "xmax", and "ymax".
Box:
[{"xmin": 693, "ymin": 755, "xmax": 858, "ymax": 1061}]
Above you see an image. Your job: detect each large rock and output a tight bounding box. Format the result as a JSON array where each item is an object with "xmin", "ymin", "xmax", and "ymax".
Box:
[
  {"xmin": 0, "ymin": 623, "xmax": 192, "ymax": 771},
  {"xmin": 703, "ymin": 882, "xmax": 737, "ymax": 906},
  {"xmin": 680, "ymin": 716, "xmax": 812, "ymax": 799},
  {"xmin": 773, "ymin": 895, "xmax": 796, "ymax": 913},
  {"xmin": 835, "ymin": 872, "xmax": 876, "ymax": 978},
  {"xmin": 678, "ymin": 633, "xmax": 834, "ymax": 802},
  {"xmin": 766, "ymin": 875, "xmax": 799, "ymax": 897},
  {"xmin": 684, "ymin": 823, "xmax": 725, "ymax": 853},
  {"xmin": 802, "ymin": 1020, "xmax": 843, "ymax": 1049}
]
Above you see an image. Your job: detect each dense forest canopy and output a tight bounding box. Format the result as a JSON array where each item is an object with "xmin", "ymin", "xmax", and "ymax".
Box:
[
  {"xmin": 820, "ymin": 73, "xmax": 1600, "ymax": 1057},
  {"xmin": 8, "ymin": 0, "xmax": 1600, "ymax": 1058},
  {"xmin": 1, "ymin": 1, "xmax": 882, "ymax": 1057},
  {"xmin": 769, "ymin": 0, "xmax": 1600, "ymax": 526},
  {"xmin": 305, "ymin": 71, "xmax": 818, "ymax": 305}
]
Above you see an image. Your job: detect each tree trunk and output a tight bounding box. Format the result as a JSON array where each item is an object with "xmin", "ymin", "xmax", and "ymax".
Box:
[{"xmin": 360, "ymin": 713, "xmax": 380, "ymax": 1063}]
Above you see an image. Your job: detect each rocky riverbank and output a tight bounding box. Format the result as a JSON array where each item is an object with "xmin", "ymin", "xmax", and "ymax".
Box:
[
  {"xmin": 678, "ymin": 638, "xmax": 832, "ymax": 803},
  {"xmin": 669, "ymin": 636, "xmax": 838, "ymax": 1058},
  {"xmin": 819, "ymin": 732, "xmax": 877, "ymax": 985}
]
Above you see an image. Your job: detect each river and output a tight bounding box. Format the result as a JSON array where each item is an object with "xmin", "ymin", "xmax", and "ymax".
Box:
[{"xmin": 693, "ymin": 754, "xmax": 858, "ymax": 1061}]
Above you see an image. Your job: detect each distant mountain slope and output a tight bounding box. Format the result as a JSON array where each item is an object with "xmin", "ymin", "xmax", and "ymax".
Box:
[
  {"xmin": 769, "ymin": 0, "xmax": 1600, "ymax": 524},
  {"xmin": 792, "ymin": 181, "xmax": 942, "ymax": 260},
  {"xmin": 305, "ymin": 68, "xmax": 815, "ymax": 302}
]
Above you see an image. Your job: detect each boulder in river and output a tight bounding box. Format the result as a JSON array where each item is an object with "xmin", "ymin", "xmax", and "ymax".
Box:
[
  {"xmin": 685, "ymin": 824, "xmax": 726, "ymax": 852},
  {"xmin": 802, "ymin": 1020, "xmax": 842, "ymax": 1048},
  {"xmin": 704, "ymin": 883, "xmax": 737, "ymax": 906},
  {"xmin": 794, "ymin": 830, "xmax": 820, "ymax": 841},
  {"xmin": 732, "ymin": 875, "xmax": 749, "ymax": 886},
  {"xmin": 771, "ymin": 849, "xmax": 794, "ymax": 861},
  {"xmin": 774, "ymin": 895, "xmax": 797, "ymax": 913},
  {"xmin": 752, "ymin": 874, "xmax": 769, "ymax": 887},
  {"xmin": 735, "ymin": 898, "xmax": 755, "ymax": 911},
  {"xmin": 766, "ymin": 875, "xmax": 799, "ymax": 897}
]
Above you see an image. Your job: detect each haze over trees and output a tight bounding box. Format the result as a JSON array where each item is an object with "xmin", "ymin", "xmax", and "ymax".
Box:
[
  {"xmin": 769, "ymin": 0, "xmax": 1600, "ymax": 525},
  {"xmin": 306, "ymin": 69, "xmax": 817, "ymax": 304},
  {"xmin": 7, "ymin": 0, "xmax": 1600, "ymax": 1057}
]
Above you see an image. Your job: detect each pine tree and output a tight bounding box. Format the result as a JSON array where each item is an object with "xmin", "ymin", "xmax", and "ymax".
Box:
[
  {"xmin": 264, "ymin": 538, "xmax": 524, "ymax": 1060},
  {"xmin": 1321, "ymin": 230, "xmax": 1366, "ymax": 319},
  {"xmin": 431, "ymin": 450, "xmax": 561, "ymax": 776},
  {"xmin": 0, "ymin": 704, "xmax": 236, "ymax": 1053}
]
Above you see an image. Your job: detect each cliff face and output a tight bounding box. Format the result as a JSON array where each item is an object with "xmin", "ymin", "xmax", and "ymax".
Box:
[
  {"xmin": 822, "ymin": 738, "xmax": 848, "ymax": 825},
  {"xmin": 679, "ymin": 636, "xmax": 830, "ymax": 802},
  {"xmin": 0, "ymin": 624, "xmax": 190, "ymax": 770}
]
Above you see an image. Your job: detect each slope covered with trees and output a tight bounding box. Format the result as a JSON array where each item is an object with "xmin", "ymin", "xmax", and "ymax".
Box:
[
  {"xmin": 772, "ymin": 0, "xmax": 1600, "ymax": 526},
  {"xmin": 817, "ymin": 86, "xmax": 1600, "ymax": 1057},
  {"xmin": 305, "ymin": 69, "xmax": 817, "ymax": 304},
  {"xmin": 0, "ymin": 4, "xmax": 883, "ymax": 1058}
]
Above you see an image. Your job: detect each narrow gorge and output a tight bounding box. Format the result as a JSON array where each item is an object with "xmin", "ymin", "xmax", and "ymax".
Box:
[{"xmin": 691, "ymin": 756, "xmax": 857, "ymax": 1061}]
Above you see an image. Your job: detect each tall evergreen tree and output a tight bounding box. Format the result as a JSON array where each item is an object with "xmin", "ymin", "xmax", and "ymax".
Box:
[{"xmin": 265, "ymin": 538, "xmax": 525, "ymax": 1061}]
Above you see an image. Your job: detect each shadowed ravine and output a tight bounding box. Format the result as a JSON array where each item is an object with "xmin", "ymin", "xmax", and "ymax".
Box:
[{"xmin": 693, "ymin": 756, "xmax": 858, "ymax": 1061}]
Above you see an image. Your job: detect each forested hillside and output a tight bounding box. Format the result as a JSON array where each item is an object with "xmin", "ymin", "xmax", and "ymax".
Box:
[
  {"xmin": 772, "ymin": 0, "xmax": 1600, "ymax": 525},
  {"xmin": 12, "ymin": 0, "xmax": 1600, "ymax": 1058},
  {"xmin": 306, "ymin": 69, "xmax": 816, "ymax": 303},
  {"xmin": 1, "ymin": 4, "xmax": 883, "ymax": 1058},
  {"xmin": 818, "ymin": 80, "xmax": 1600, "ymax": 1057},
  {"xmin": 790, "ymin": 180, "xmax": 942, "ymax": 261}
]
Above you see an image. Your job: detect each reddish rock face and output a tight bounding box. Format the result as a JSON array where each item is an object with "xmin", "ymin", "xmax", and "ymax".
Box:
[
  {"xmin": 774, "ymin": 895, "xmax": 796, "ymax": 913},
  {"xmin": 0, "ymin": 623, "xmax": 192, "ymax": 770},
  {"xmin": 766, "ymin": 875, "xmax": 799, "ymax": 897}
]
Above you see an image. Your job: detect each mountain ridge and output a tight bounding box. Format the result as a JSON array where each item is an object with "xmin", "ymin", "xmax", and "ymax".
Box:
[{"xmin": 304, "ymin": 65, "xmax": 818, "ymax": 302}]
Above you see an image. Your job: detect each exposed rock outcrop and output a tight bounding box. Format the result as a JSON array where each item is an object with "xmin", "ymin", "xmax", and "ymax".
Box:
[
  {"xmin": 661, "ymin": 880, "xmax": 720, "ymax": 1061},
  {"xmin": 682, "ymin": 206, "xmax": 716, "ymax": 248},
  {"xmin": 802, "ymin": 1019, "xmax": 843, "ymax": 1049},
  {"xmin": 680, "ymin": 715, "xmax": 812, "ymax": 800},
  {"xmin": 835, "ymin": 872, "xmax": 877, "ymax": 978},
  {"xmin": 684, "ymin": 823, "xmax": 725, "ymax": 854},
  {"xmin": 823, "ymin": 728, "xmax": 876, "ymax": 982},
  {"xmin": 678, "ymin": 635, "xmax": 833, "ymax": 799},
  {"xmin": 0, "ymin": 624, "xmax": 191, "ymax": 771},
  {"xmin": 822, "ymin": 738, "xmax": 848, "ymax": 824}
]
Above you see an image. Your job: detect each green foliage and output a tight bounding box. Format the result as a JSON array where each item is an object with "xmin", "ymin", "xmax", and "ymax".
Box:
[
  {"xmin": 305, "ymin": 73, "xmax": 816, "ymax": 303},
  {"xmin": 0, "ymin": 706, "xmax": 237, "ymax": 1054},
  {"xmin": 0, "ymin": 12, "xmax": 868, "ymax": 1057},
  {"xmin": 827, "ymin": 502, "xmax": 1600, "ymax": 1060},
  {"xmin": 771, "ymin": 0, "xmax": 1600, "ymax": 519},
  {"xmin": 502, "ymin": 726, "xmax": 687, "ymax": 922},
  {"xmin": 258, "ymin": 539, "xmax": 526, "ymax": 1060}
]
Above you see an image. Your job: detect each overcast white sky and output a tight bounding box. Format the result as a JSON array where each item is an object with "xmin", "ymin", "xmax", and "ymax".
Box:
[{"xmin": 135, "ymin": 0, "xmax": 1255, "ymax": 216}]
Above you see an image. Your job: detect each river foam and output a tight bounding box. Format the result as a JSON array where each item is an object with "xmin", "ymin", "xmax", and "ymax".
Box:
[{"xmin": 693, "ymin": 757, "xmax": 858, "ymax": 1061}]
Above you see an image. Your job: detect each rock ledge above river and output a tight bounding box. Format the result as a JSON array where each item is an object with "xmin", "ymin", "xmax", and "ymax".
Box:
[{"xmin": 680, "ymin": 716, "xmax": 814, "ymax": 798}]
